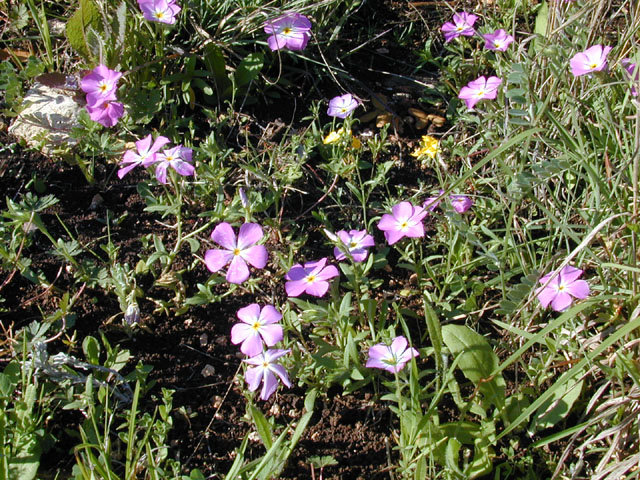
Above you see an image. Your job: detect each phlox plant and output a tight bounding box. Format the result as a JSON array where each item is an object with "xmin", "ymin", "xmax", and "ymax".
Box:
[{"xmin": 204, "ymin": 222, "xmax": 268, "ymax": 284}]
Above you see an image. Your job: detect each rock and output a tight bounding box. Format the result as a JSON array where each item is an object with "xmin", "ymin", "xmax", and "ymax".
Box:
[{"xmin": 8, "ymin": 75, "xmax": 84, "ymax": 156}]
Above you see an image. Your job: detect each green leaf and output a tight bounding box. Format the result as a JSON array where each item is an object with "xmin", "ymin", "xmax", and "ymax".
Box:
[
  {"xmin": 234, "ymin": 52, "xmax": 264, "ymax": 89},
  {"xmin": 529, "ymin": 378, "xmax": 583, "ymax": 433},
  {"xmin": 442, "ymin": 325, "xmax": 506, "ymax": 409},
  {"xmin": 65, "ymin": 0, "xmax": 101, "ymax": 59},
  {"xmin": 203, "ymin": 44, "xmax": 231, "ymax": 97},
  {"xmin": 534, "ymin": 1, "xmax": 549, "ymax": 37},
  {"xmin": 82, "ymin": 335, "xmax": 100, "ymax": 365},
  {"xmin": 250, "ymin": 405, "xmax": 273, "ymax": 450}
]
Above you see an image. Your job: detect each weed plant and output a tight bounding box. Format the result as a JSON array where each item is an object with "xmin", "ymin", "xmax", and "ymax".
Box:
[{"xmin": 1, "ymin": 0, "xmax": 640, "ymax": 478}]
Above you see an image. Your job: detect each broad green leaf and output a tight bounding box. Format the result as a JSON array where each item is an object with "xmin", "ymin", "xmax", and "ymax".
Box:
[
  {"xmin": 9, "ymin": 435, "xmax": 40, "ymax": 480},
  {"xmin": 529, "ymin": 378, "xmax": 583, "ymax": 433},
  {"xmin": 442, "ymin": 325, "xmax": 505, "ymax": 409},
  {"xmin": 234, "ymin": 52, "xmax": 264, "ymax": 89},
  {"xmin": 203, "ymin": 44, "xmax": 231, "ymax": 97},
  {"xmin": 65, "ymin": 0, "xmax": 101, "ymax": 59},
  {"xmin": 534, "ymin": 1, "xmax": 549, "ymax": 37},
  {"xmin": 82, "ymin": 335, "xmax": 100, "ymax": 365}
]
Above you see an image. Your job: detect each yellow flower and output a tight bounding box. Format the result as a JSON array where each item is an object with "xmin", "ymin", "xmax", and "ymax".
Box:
[
  {"xmin": 323, "ymin": 128, "xmax": 345, "ymax": 144},
  {"xmin": 411, "ymin": 135, "xmax": 440, "ymax": 159},
  {"xmin": 323, "ymin": 128, "xmax": 362, "ymax": 149}
]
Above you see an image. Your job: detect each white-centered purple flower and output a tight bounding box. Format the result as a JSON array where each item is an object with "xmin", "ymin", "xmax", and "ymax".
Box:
[
  {"xmin": 148, "ymin": 145, "xmax": 194, "ymax": 184},
  {"xmin": 366, "ymin": 336, "xmax": 419, "ymax": 373},
  {"xmin": 263, "ymin": 13, "xmax": 312, "ymax": 51},
  {"xmin": 327, "ymin": 229, "xmax": 375, "ymax": 262},
  {"xmin": 441, "ymin": 12, "xmax": 478, "ymax": 43},
  {"xmin": 377, "ymin": 201, "xmax": 427, "ymax": 245},
  {"xmin": 285, "ymin": 258, "xmax": 339, "ymax": 297},
  {"xmin": 327, "ymin": 93, "xmax": 358, "ymax": 118},
  {"xmin": 458, "ymin": 75, "xmax": 502, "ymax": 110},
  {"xmin": 536, "ymin": 265, "xmax": 590, "ymax": 312},
  {"xmin": 231, "ymin": 304, "xmax": 283, "ymax": 356},
  {"xmin": 245, "ymin": 349, "xmax": 292, "ymax": 401},
  {"xmin": 204, "ymin": 222, "xmax": 268, "ymax": 284},
  {"xmin": 482, "ymin": 29, "xmax": 514, "ymax": 51},
  {"xmin": 118, "ymin": 134, "xmax": 170, "ymax": 179},
  {"xmin": 80, "ymin": 64, "xmax": 122, "ymax": 107},
  {"xmin": 570, "ymin": 45, "xmax": 612, "ymax": 77},
  {"xmin": 138, "ymin": 0, "xmax": 181, "ymax": 24},
  {"xmin": 85, "ymin": 94, "xmax": 125, "ymax": 128}
]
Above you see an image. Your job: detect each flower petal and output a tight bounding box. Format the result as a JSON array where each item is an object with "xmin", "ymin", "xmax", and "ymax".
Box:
[
  {"xmin": 236, "ymin": 303, "xmax": 261, "ymax": 324},
  {"xmin": 204, "ymin": 248, "xmax": 233, "ymax": 273},
  {"xmin": 239, "ymin": 244, "xmax": 268, "ymax": 269},
  {"xmin": 226, "ymin": 255, "xmax": 250, "ymax": 284},
  {"xmin": 259, "ymin": 305, "xmax": 282, "ymax": 324},
  {"xmin": 259, "ymin": 324, "xmax": 283, "ymax": 347},
  {"xmin": 210, "ymin": 223, "xmax": 237, "ymax": 250},
  {"xmin": 237, "ymin": 223, "xmax": 264, "ymax": 250}
]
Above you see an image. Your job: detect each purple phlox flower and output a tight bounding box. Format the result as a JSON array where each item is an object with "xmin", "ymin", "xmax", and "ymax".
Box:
[
  {"xmin": 366, "ymin": 336, "xmax": 419, "ymax": 373},
  {"xmin": 622, "ymin": 58, "xmax": 639, "ymax": 96},
  {"xmin": 450, "ymin": 194, "xmax": 473, "ymax": 213},
  {"xmin": 86, "ymin": 94, "xmax": 125, "ymax": 128},
  {"xmin": 458, "ymin": 75, "xmax": 502, "ymax": 110},
  {"xmin": 263, "ymin": 13, "xmax": 312, "ymax": 51},
  {"xmin": 377, "ymin": 201, "xmax": 427, "ymax": 245},
  {"xmin": 150, "ymin": 145, "xmax": 194, "ymax": 184},
  {"xmin": 326, "ymin": 229, "xmax": 375, "ymax": 262},
  {"xmin": 231, "ymin": 304, "xmax": 283, "ymax": 356},
  {"xmin": 483, "ymin": 29, "xmax": 514, "ymax": 51},
  {"xmin": 327, "ymin": 93, "xmax": 359, "ymax": 118},
  {"xmin": 536, "ymin": 265, "xmax": 590, "ymax": 312},
  {"xmin": 81, "ymin": 64, "xmax": 122, "ymax": 106},
  {"xmin": 138, "ymin": 0, "xmax": 181, "ymax": 24},
  {"xmin": 424, "ymin": 190, "xmax": 444, "ymax": 212},
  {"xmin": 285, "ymin": 258, "xmax": 339, "ymax": 297},
  {"xmin": 118, "ymin": 134, "xmax": 170, "ymax": 179},
  {"xmin": 204, "ymin": 222, "xmax": 268, "ymax": 284},
  {"xmin": 441, "ymin": 12, "xmax": 478, "ymax": 43},
  {"xmin": 570, "ymin": 45, "xmax": 612, "ymax": 77},
  {"xmin": 244, "ymin": 349, "xmax": 292, "ymax": 400}
]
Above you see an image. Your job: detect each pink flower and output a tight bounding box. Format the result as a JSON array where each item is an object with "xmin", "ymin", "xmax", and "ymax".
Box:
[
  {"xmin": 137, "ymin": 0, "xmax": 181, "ymax": 24},
  {"xmin": 148, "ymin": 145, "xmax": 194, "ymax": 184},
  {"xmin": 458, "ymin": 75, "xmax": 502, "ymax": 110},
  {"xmin": 244, "ymin": 349, "xmax": 292, "ymax": 400},
  {"xmin": 570, "ymin": 45, "xmax": 612, "ymax": 77},
  {"xmin": 424, "ymin": 190, "xmax": 444, "ymax": 211},
  {"xmin": 80, "ymin": 64, "xmax": 122, "ymax": 107},
  {"xmin": 327, "ymin": 229, "xmax": 375, "ymax": 262},
  {"xmin": 622, "ymin": 58, "xmax": 639, "ymax": 96},
  {"xmin": 450, "ymin": 195, "xmax": 473, "ymax": 213},
  {"xmin": 85, "ymin": 95, "xmax": 124, "ymax": 128},
  {"xmin": 441, "ymin": 12, "xmax": 478, "ymax": 43},
  {"xmin": 377, "ymin": 201, "xmax": 427, "ymax": 245},
  {"xmin": 285, "ymin": 258, "xmax": 339, "ymax": 297},
  {"xmin": 366, "ymin": 336, "xmax": 419, "ymax": 373},
  {"xmin": 118, "ymin": 134, "xmax": 170, "ymax": 179},
  {"xmin": 482, "ymin": 29, "xmax": 514, "ymax": 51},
  {"xmin": 204, "ymin": 223, "xmax": 268, "ymax": 284},
  {"xmin": 327, "ymin": 94, "xmax": 358, "ymax": 118},
  {"xmin": 231, "ymin": 304, "xmax": 283, "ymax": 356},
  {"xmin": 536, "ymin": 265, "xmax": 590, "ymax": 312},
  {"xmin": 263, "ymin": 13, "xmax": 312, "ymax": 51}
]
